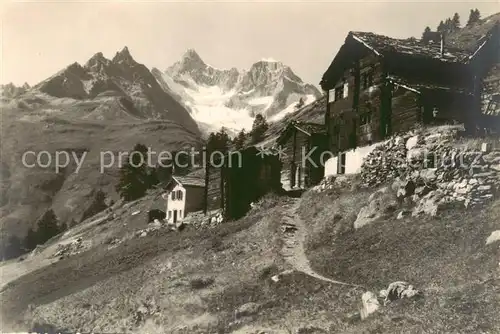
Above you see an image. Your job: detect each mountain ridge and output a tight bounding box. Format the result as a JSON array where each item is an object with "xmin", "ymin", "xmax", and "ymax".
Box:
[
  {"xmin": 153, "ymin": 49, "xmax": 322, "ymax": 133},
  {"xmin": 31, "ymin": 46, "xmax": 199, "ymax": 134}
]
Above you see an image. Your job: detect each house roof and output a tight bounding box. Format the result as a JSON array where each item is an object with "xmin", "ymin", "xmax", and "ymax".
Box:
[
  {"xmin": 386, "ymin": 75, "xmax": 474, "ymax": 95},
  {"xmin": 171, "ymin": 175, "xmax": 205, "ymax": 188},
  {"xmin": 293, "ymin": 121, "xmax": 326, "ymax": 135},
  {"xmin": 276, "ymin": 121, "xmax": 325, "ymax": 145},
  {"xmin": 256, "ymin": 96, "xmax": 326, "ymax": 148},
  {"xmin": 350, "ymin": 31, "xmax": 471, "ymax": 63},
  {"xmin": 186, "ymin": 168, "xmax": 206, "ymax": 179},
  {"xmin": 320, "ymin": 18, "xmax": 500, "ymax": 90}
]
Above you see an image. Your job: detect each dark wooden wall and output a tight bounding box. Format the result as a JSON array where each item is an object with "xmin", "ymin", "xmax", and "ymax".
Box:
[
  {"xmin": 204, "ymin": 148, "xmax": 282, "ymax": 220},
  {"xmin": 390, "ymin": 87, "xmax": 421, "ymax": 133},
  {"xmin": 279, "ymin": 127, "xmax": 327, "ymax": 189},
  {"xmin": 308, "ymin": 134, "xmax": 328, "ymax": 186},
  {"xmin": 184, "ymin": 186, "xmax": 206, "ymax": 214},
  {"xmin": 224, "ymin": 150, "xmax": 281, "ymax": 220},
  {"xmin": 327, "ymin": 53, "xmax": 386, "ymax": 153},
  {"xmin": 205, "ymin": 163, "xmax": 222, "ymax": 212}
]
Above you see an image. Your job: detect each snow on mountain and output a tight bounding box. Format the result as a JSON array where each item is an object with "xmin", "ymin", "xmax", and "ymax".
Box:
[{"xmin": 152, "ymin": 49, "xmax": 321, "ymax": 134}]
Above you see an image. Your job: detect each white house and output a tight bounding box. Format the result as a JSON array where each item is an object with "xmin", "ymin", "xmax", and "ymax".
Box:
[{"xmin": 164, "ymin": 176, "xmax": 205, "ymax": 223}]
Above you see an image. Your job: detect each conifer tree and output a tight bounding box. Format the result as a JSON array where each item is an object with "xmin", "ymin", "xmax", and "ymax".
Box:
[
  {"xmin": 422, "ymin": 26, "xmax": 432, "ymax": 41},
  {"xmin": 207, "ymin": 128, "xmax": 231, "ymax": 153},
  {"xmin": 250, "ymin": 114, "xmax": 269, "ymax": 144},
  {"xmin": 24, "ymin": 227, "xmax": 38, "ymax": 251},
  {"xmin": 35, "ymin": 209, "xmax": 60, "ymax": 245},
  {"xmin": 116, "ymin": 143, "xmax": 150, "ymax": 201},
  {"xmin": 233, "ymin": 129, "xmax": 247, "ymax": 150},
  {"xmin": 451, "ymin": 13, "xmax": 461, "ymax": 31},
  {"xmin": 437, "ymin": 20, "xmax": 445, "ymax": 32},
  {"xmin": 467, "ymin": 9, "xmax": 481, "ymax": 26}
]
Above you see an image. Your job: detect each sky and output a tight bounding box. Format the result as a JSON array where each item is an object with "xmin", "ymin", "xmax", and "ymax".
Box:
[{"xmin": 1, "ymin": 0, "xmax": 499, "ymax": 88}]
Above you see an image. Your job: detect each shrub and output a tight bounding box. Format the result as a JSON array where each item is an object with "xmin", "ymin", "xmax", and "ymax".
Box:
[{"xmin": 189, "ymin": 277, "xmax": 215, "ymax": 290}]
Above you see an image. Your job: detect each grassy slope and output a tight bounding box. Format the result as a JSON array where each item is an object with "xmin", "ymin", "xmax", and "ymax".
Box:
[
  {"xmin": 1, "ymin": 182, "xmax": 499, "ymax": 333},
  {"xmin": 0, "ymin": 195, "xmax": 362, "ymax": 333},
  {"xmin": 300, "ymin": 184, "xmax": 500, "ymax": 333},
  {"xmin": 0, "ymin": 97, "xmax": 202, "ymax": 237}
]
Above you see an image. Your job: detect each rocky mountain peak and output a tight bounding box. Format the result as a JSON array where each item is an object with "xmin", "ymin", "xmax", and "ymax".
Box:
[
  {"xmin": 67, "ymin": 62, "xmax": 84, "ymax": 71},
  {"xmin": 178, "ymin": 48, "xmax": 206, "ymax": 70},
  {"xmin": 183, "ymin": 48, "xmax": 202, "ymax": 60},
  {"xmin": 112, "ymin": 46, "xmax": 136, "ymax": 65},
  {"xmin": 85, "ymin": 52, "xmax": 111, "ymax": 71}
]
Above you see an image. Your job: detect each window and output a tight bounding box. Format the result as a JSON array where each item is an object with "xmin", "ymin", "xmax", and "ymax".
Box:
[
  {"xmin": 334, "ymin": 87, "xmax": 343, "ymax": 101},
  {"xmin": 177, "ymin": 190, "xmax": 183, "ymax": 200},
  {"xmin": 343, "ymin": 82, "xmax": 349, "ymax": 98},
  {"xmin": 338, "ymin": 152, "xmax": 346, "ymax": 174},
  {"xmin": 171, "ymin": 191, "xmax": 176, "ymax": 200},
  {"xmin": 362, "ymin": 71, "xmax": 374, "ymax": 90},
  {"xmin": 179, "ymin": 210, "xmax": 183, "ymax": 218},
  {"xmin": 328, "ymin": 89, "xmax": 336, "ymax": 103},
  {"xmin": 360, "ymin": 111, "xmax": 373, "ymax": 125}
]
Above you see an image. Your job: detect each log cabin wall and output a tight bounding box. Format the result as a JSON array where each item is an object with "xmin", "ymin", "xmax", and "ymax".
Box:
[
  {"xmin": 293, "ymin": 129, "xmax": 310, "ymax": 188},
  {"xmin": 205, "ymin": 164, "xmax": 223, "ymax": 213},
  {"xmin": 390, "ymin": 86, "xmax": 421, "ymax": 134},
  {"xmin": 279, "ymin": 128, "xmax": 296, "ymax": 190},
  {"xmin": 308, "ymin": 133, "xmax": 328, "ymax": 186},
  {"xmin": 327, "ymin": 66, "xmax": 355, "ymax": 154},
  {"xmin": 279, "ymin": 127, "xmax": 309, "ymax": 189},
  {"xmin": 384, "ymin": 54, "xmax": 473, "ymax": 90},
  {"xmin": 356, "ymin": 54, "xmax": 385, "ymax": 146},
  {"xmin": 210, "ymin": 147, "xmax": 282, "ymax": 221},
  {"xmin": 481, "ymin": 63, "xmax": 500, "ymax": 116},
  {"xmin": 279, "ymin": 126, "xmax": 327, "ymax": 189},
  {"xmin": 327, "ymin": 53, "xmax": 386, "ymax": 153},
  {"xmin": 470, "ymin": 23, "xmax": 500, "ymax": 117}
]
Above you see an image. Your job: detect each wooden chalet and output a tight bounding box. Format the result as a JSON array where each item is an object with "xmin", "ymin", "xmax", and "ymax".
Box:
[
  {"xmin": 320, "ymin": 19, "xmax": 500, "ymax": 158},
  {"xmin": 204, "ymin": 146, "xmax": 282, "ymax": 221},
  {"xmin": 276, "ymin": 121, "xmax": 328, "ymax": 190}
]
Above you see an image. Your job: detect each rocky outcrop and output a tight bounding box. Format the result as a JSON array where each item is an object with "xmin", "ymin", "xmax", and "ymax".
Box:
[
  {"xmin": 235, "ymin": 302, "xmax": 261, "ymax": 318},
  {"xmin": 486, "ymin": 230, "xmax": 500, "ymax": 245},
  {"xmin": 52, "ymin": 237, "xmax": 88, "ymax": 259},
  {"xmin": 379, "ymin": 281, "xmax": 421, "ymax": 305},
  {"xmin": 359, "ymin": 291, "xmax": 380, "ymax": 320},
  {"xmin": 312, "ymin": 175, "xmax": 355, "ymax": 192},
  {"xmin": 359, "ymin": 127, "xmax": 500, "ymax": 216},
  {"xmin": 315, "ymin": 127, "xmax": 499, "ymax": 220},
  {"xmin": 354, "ymin": 187, "xmax": 398, "ymax": 229}
]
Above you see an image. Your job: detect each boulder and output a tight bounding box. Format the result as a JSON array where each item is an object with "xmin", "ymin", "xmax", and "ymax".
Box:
[
  {"xmin": 397, "ymin": 210, "xmax": 411, "ymax": 220},
  {"xmin": 396, "ymin": 180, "xmax": 416, "ymax": 199},
  {"xmin": 412, "ymin": 191, "xmax": 446, "ymax": 217},
  {"xmin": 149, "ymin": 219, "xmax": 162, "ymax": 229},
  {"xmin": 359, "ymin": 291, "xmax": 380, "ymax": 320},
  {"xmin": 379, "ymin": 281, "xmax": 421, "ymax": 305},
  {"xmin": 235, "ymin": 302, "xmax": 261, "ymax": 318},
  {"xmin": 419, "ymin": 168, "xmax": 438, "ymax": 182},
  {"xmin": 486, "ymin": 230, "xmax": 500, "ymax": 245},
  {"xmin": 147, "ymin": 209, "xmax": 166, "ymax": 223},
  {"xmin": 415, "ymin": 186, "xmax": 433, "ymax": 197},
  {"xmin": 355, "ymin": 189, "xmax": 398, "ymax": 229}
]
